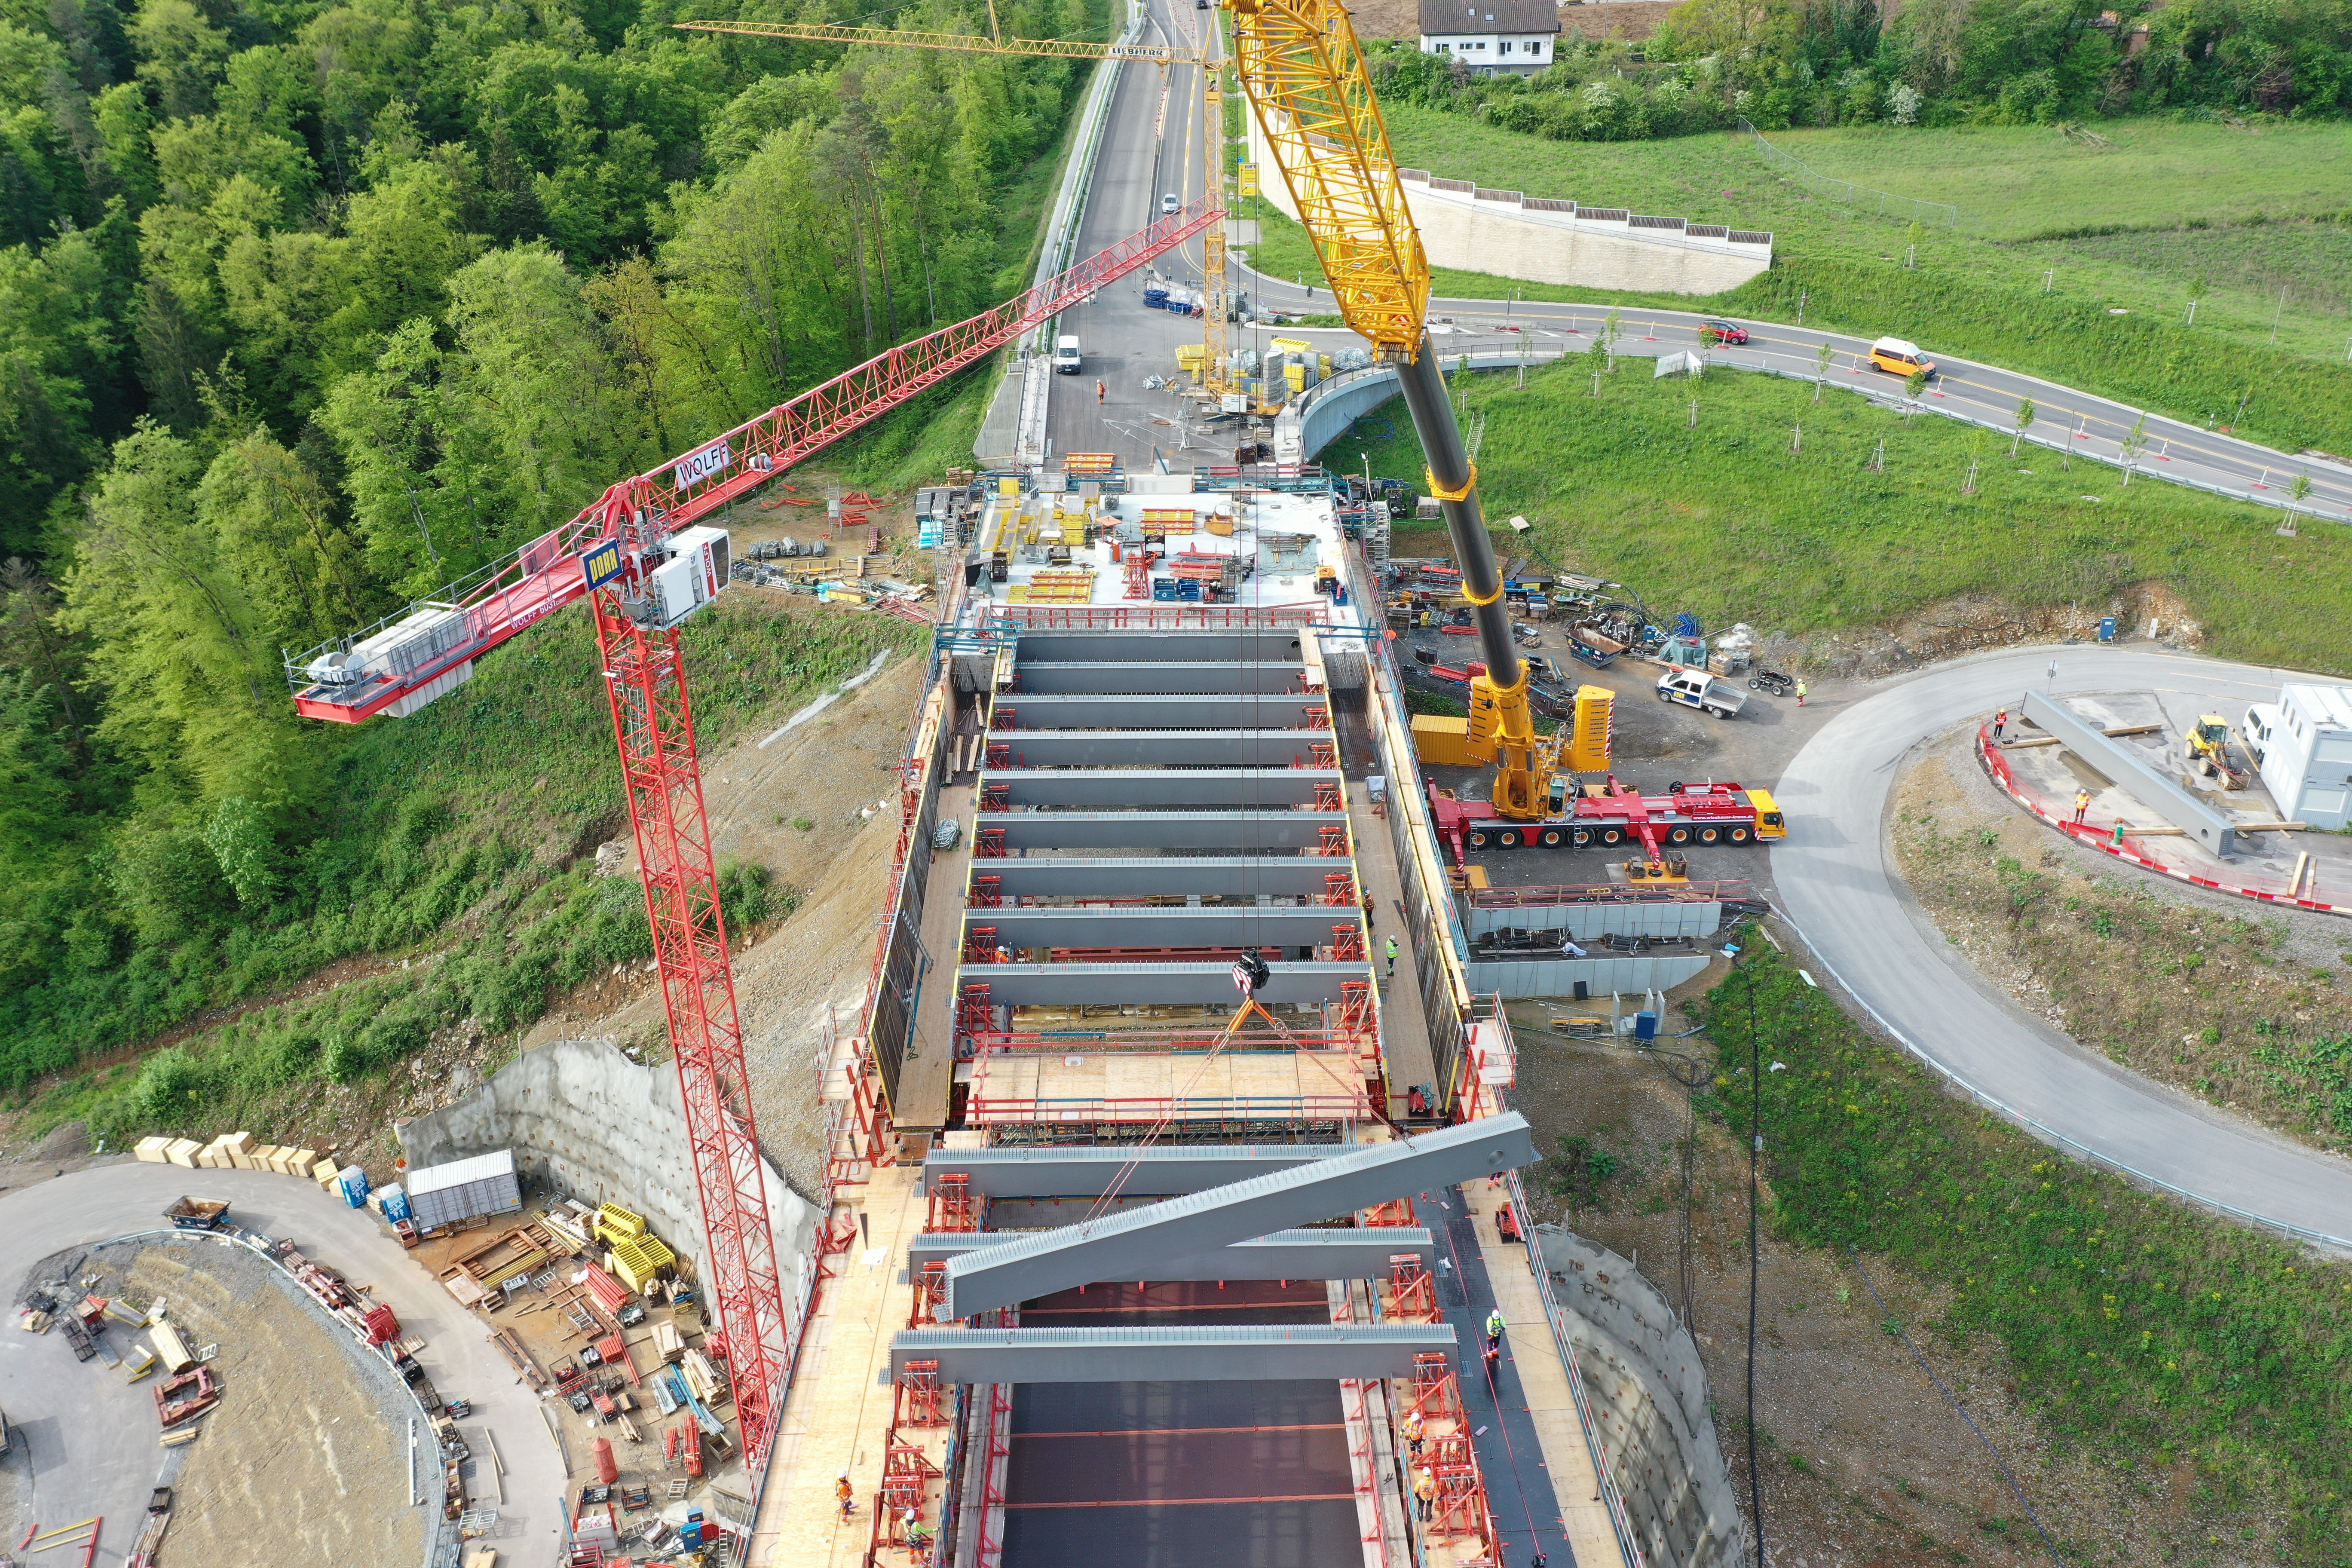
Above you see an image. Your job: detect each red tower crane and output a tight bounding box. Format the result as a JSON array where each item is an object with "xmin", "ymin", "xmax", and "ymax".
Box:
[{"xmin": 284, "ymin": 200, "xmax": 1219, "ymax": 1463}]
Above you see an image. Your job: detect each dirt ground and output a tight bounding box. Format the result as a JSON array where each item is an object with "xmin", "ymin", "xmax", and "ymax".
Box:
[
  {"xmin": 17, "ymin": 1235, "xmax": 429, "ymax": 1568},
  {"xmin": 1890, "ymin": 722, "xmax": 2352, "ymax": 1156},
  {"xmin": 1509, "ymin": 993, "xmax": 2188, "ymax": 1568}
]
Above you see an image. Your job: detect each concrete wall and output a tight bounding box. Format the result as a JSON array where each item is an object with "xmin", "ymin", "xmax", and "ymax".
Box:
[
  {"xmin": 1467, "ymin": 950, "xmax": 1711, "ymax": 998},
  {"xmin": 1244, "ymin": 113, "xmax": 1769, "ymax": 296},
  {"xmin": 1465, "ymin": 899, "xmax": 1722, "ymax": 939},
  {"xmin": 1537, "ymin": 1225, "xmax": 1747, "ymax": 1568},
  {"xmin": 397, "ymin": 1038, "xmax": 821, "ymax": 1313}
]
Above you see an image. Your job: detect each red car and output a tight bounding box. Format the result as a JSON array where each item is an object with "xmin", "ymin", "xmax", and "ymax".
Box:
[{"xmin": 1701, "ymin": 318, "xmax": 1749, "ymax": 346}]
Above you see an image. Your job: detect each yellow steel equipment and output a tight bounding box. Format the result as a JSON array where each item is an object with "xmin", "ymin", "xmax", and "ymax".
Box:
[{"xmin": 2184, "ymin": 713, "xmax": 2244, "ymax": 788}]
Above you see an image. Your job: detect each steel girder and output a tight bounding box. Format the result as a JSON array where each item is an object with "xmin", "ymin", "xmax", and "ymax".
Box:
[
  {"xmin": 918, "ymin": 1143, "xmax": 1346, "ymax": 1196},
  {"xmin": 950, "ymin": 959, "xmax": 1366, "ymax": 1006},
  {"xmin": 965, "ymin": 904, "xmax": 1360, "ymax": 949},
  {"xmin": 941, "ymin": 1113, "xmax": 1535, "ymax": 1317},
  {"xmin": 908, "ymin": 1226, "xmax": 1434, "ymax": 1278},
  {"xmin": 987, "ymin": 729, "xmax": 1335, "ymax": 767},
  {"xmin": 984, "ymin": 768, "xmax": 1339, "ymax": 808},
  {"xmin": 967, "ymin": 856, "xmax": 1348, "ymax": 899},
  {"xmin": 991, "ymin": 694, "xmax": 1326, "ymax": 729},
  {"xmin": 2019, "ymin": 690, "xmax": 2239, "ymax": 855},
  {"xmin": 973, "ymin": 811, "xmax": 1345, "ymax": 851},
  {"xmin": 889, "ymin": 1323, "xmax": 1457, "ymax": 1383},
  {"xmin": 1008, "ymin": 629, "xmax": 1312, "ymax": 664},
  {"xmin": 1009, "ymin": 661, "xmax": 1304, "ymax": 695}
]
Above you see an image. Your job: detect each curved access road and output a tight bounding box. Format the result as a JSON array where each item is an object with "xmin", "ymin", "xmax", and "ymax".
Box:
[
  {"xmin": 0, "ymin": 1162, "xmax": 565, "ymax": 1562},
  {"xmin": 1770, "ymin": 642, "xmax": 2352, "ymax": 1248},
  {"xmin": 1231, "ymin": 260, "xmax": 2352, "ymax": 521}
]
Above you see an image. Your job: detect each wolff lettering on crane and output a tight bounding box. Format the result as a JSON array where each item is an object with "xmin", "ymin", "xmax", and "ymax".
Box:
[{"xmin": 674, "ymin": 436, "xmax": 733, "ymax": 490}]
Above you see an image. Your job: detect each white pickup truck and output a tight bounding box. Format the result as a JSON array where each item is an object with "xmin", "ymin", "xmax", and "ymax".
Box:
[{"xmin": 1656, "ymin": 668, "xmax": 1747, "ymax": 719}]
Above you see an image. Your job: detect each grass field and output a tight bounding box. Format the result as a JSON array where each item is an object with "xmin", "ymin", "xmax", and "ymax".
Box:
[
  {"xmin": 1235, "ymin": 107, "xmax": 2352, "ymax": 410},
  {"xmin": 1703, "ymin": 943, "xmax": 2352, "ymax": 1563},
  {"xmin": 1337, "ymin": 353, "xmax": 2352, "ymax": 672}
]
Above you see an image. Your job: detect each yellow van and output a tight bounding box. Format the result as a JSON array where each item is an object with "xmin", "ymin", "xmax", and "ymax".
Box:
[{"xmin": 1867, "ymin": 337, "xmax": 1936, "ymax": 379}]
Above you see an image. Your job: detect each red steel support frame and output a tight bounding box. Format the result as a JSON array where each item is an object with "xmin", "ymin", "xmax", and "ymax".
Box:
[{"xmin": 592, "ymin": 589, "xmax": 789, "ymax": 1465}]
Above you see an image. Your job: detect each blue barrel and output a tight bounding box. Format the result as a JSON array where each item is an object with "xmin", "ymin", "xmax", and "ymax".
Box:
[{"xmin": 337, "ymin": 1164, "xmax": 370, "ymax": 1208}]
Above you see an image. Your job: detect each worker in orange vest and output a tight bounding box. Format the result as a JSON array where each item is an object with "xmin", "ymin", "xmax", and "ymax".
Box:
[
  {"xmin": 837, "ymin": 1469, "xmax": 857, "ymax": 1519},
  {"xmin": 1993, "ymin": 708, "xmax": 2008, "ymax": 742},
  {"xmin": 1413, "ymin": 1466, "xmax": 1437, "ymax": 1522},
  {"xmin": 1096, "ymin": 378, "xmax": 1106, "ymax": 404},
  {"xmin": 2073, "ymin": 788, "xmax": 2091, "ymax": 824},
  {"xmin": 1402, "ymin": 1406, "xmax": 1425, "ymax": 1456}
]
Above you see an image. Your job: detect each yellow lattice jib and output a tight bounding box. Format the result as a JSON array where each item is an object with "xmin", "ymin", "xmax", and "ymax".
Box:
[{"xmin": 1229, "ymin": 0, "xmax": 1428, "ymax": 359}]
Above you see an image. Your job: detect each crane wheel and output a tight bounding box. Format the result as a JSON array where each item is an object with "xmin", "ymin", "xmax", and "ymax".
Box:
[
  {"xmin": 1700, "ymin": 827, "xmax": 1721, "ymax": 844},
  {"xmin": 1541, "ymin": 829, "xmax": 1564, "ymax": 847},
  {"xmin": 1571, "ymin": 829, "xmax": 1593, "ymax": 848},
  {"xmin": 1467, "ymin": 830, "xmax": 1490, "ymax": 849},
  {"xmin": 1730, "ymin": 827, "xmax": 1752, "ymax": 844},
  {"xmin": 1601, "ymin": 829, "xmax": 1623, "ymax": 845},
  {"xmin": 1498, "ymin": 830, "xmax": 1521, "ymax": 848},
  {"xmin": 1667, "ymin": 827, "xmax": 1692, "ymax": 846}
]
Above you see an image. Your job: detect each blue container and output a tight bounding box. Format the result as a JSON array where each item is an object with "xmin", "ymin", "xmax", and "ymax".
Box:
[
  {"xmin": 1176, "ymin": 579, "xmax": 1202, "ymax": 602},
  {"xmin": 2098, "ymin": 616, "xmax": 2117, "ymax": 642},
  {"xmin": 337, "ymin": 1164, "xmax": 371, "ymax": 1208},
  {"xmin": 380, "ymin": 1184, "xmax": 411, "ymax": 1223},
  {"xmin": 1633, "ymin": 1011, "xmax": 1659, "ymax": 1041}
]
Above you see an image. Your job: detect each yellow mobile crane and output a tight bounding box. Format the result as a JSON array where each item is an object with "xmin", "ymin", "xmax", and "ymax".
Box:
[{"xmin": 680, "ymin": 0, "xmax": 1553, "ymax": 817}]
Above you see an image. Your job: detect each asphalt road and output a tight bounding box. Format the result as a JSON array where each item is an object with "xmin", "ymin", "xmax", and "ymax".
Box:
[
  {"xmin": 1233, "ymin": 262, "xmax": 2352, "ymax": 520},
  {"xmin": 1772, "ymin": 642, "xmax": 2352, "ymax": 1247},
  {"xmin": 0, "ymin": 1163, "xmax": 564, "ymax": 1565}
]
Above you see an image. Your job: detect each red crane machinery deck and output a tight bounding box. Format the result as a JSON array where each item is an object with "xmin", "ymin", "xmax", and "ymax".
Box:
[{"xmin": 1428, "ymin": 776, "xmax": 1785, "ymax": 866}]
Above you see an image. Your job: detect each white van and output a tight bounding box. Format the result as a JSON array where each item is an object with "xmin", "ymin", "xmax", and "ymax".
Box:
[{"xmin": 1053, "ymin": 335, "xmax": 1081, "ymax": 374}]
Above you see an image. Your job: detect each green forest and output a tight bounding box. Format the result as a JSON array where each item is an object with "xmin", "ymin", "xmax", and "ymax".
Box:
[
  {"xmin": 0, "ymin": 0, "xmax": 1097, "ymax": 1092},
  {"xmin": 1375, "ymin": 0, "xmax": 2352, "ymax": 140}
]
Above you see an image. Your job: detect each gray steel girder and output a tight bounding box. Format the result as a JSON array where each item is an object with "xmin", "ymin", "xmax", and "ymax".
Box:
[
  {"xmin": 1011, "ymin": 662, "xmax": 1305, "ymax": 695},
  {"xmin": 966, "ymin": 857, "xmax": 1347, "ymax": 900},
  {"xmin": 973, "ymin": 812, "xmax": 1346, "ymax": 851},
  {"xmin": 2020, "ymin": 690, "xmax": 2239, "ymax": 855},
  {"xmin": 1009, "ymin": 630, "xmax": 1310, "ymax": 665},
  {"xmin": 966, "ymin": 905, "xmax": 1362, "ymax": 949},
  {"xmin": 988, "ymin": 730, "xmax": 1332, "ymax": 767},
  {"xmin": 941, "ymin": 1114, "xmax": 1536, "ymax": 1317},
  {"xmin": 919, "ymin": 1143, "xmax": 1346, "ymax": 1197},
  {"xmin": 907, "ymin": 1227, "xmax": 1436, "ymax": 1279},
  {"xmin": 952, "ymin": 960, "xmax": 1366, "ymax": 1006},
  {"xmin": 888, "ymin": 1323, "xmax": 1458, "ymax": 1383},
  {"xmin": 991, "ymin": 694, "xmax": 1328, "ymax": 730},
  {"xmin": 984, "ymin": 768, "xmax": 1338, "ymax": 808}
]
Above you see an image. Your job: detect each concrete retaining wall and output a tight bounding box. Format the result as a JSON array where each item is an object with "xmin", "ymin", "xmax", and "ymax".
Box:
[
  {"xmin": 397, "ymin": 1038, "xmax": 821, "ymax": 1309},
  {"xmin": 1244, "ymin": 114, "xmax": 1769, "ymax": 296},
  {"xmin": 1537, "ymin": 1225, "xmax": 1746, "ymax": 1568},
  {"xmin": 1467, "ymin": 950, "xmax": 1711, "ymax": 998},
  {"xmin": 1465, "ymin": 900, "xmax": 1722, "ymax": 939}
]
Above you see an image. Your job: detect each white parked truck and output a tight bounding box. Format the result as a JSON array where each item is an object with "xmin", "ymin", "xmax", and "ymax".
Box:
[
  {"xmin": 1053, "ymin": 334, "xmax": 1081, "ymax": 374},
  {"xmin": 1656, "ymin": 668, "xmax": 1747, "ymax": 719}
]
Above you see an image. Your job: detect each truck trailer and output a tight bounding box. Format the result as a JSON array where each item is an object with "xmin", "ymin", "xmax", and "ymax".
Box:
[{"xmin": 1429, "ymin": 776, "xmax": 1784, "ymax": 862}]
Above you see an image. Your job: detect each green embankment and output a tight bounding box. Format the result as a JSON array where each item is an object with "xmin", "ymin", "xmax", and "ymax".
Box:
[
  {"xmin": 1236, "ymin": 109, "xmax": 2352, "ymax": 454},
  {"xmin": 1338, "ymin": 355, "xmax": 2352, "ymax": 673},
  {"xmin": 1700, "ymin": 943, "xmax": 2352, "ymax": 1562}
]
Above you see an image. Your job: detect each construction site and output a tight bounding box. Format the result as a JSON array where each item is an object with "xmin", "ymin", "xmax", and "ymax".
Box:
[{"xmin": 12, "ymin": 0, "xmax": 2352, "ymax": 1562}]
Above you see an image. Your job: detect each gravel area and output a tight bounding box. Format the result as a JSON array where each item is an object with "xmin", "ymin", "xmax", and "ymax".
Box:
[{"xmin": 12, "ymin": 1233, "xmax": 432, "ymax": 1568}]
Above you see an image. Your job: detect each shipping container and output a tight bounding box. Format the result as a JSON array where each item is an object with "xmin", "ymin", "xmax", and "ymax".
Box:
[{"xmin": 405, "ymin": 1149, "xmax": 523, "ymax": 1231}]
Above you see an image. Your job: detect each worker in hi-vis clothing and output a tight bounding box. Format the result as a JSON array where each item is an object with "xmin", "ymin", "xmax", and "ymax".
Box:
[{"xmin": 1385, "ymin": 935, "xmax": 1398, "ymax": 978}]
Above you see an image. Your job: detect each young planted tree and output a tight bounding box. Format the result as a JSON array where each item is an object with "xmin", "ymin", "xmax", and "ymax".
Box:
[
  {"xmin": 1602, "ymin": 307, "xmax": 1622, "ymax": 372},
  {"xmin": 2282, "ymin": 472, "xmax": 2313, "ymax": 536},
  {"xmin": 1962, "ymin": 426, "xmax": 1986, "ymax": 495},
  {"xmin": 2186, "ymin": 274, "xmax": 2209, "ymax": 328},
  {"xmin": 2119, "ymin": 413, "xmax": 2150, "ymax": 486},
  {"xmin": 1813, "ymin": 340, "xmax": 1834, "ymax": 403},
  {"xmin": 2012, "ymin": 396, "xmax": 2037, "ymax": 456},
  {"xmin": 1903, "ymin": 367, "xmax": 1928, "ymax": 421}
]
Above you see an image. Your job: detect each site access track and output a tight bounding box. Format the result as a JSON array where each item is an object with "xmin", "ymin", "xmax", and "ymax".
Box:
[
  {"xmin": 1234, "ymin": 263, "xmax": 2352, "ymax": 522},
  {"xmin": 1773, "ymin": 641, "xmax": 2352, "ymax": 1251}
]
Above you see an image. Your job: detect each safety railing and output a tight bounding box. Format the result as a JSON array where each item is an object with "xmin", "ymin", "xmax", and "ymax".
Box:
[{"xmin": 962, "ymin": 1087, "xmax": 1373, "ymax": 1123}]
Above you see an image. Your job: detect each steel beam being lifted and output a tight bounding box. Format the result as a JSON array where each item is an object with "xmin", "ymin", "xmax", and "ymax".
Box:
[
  {"xmin": 983, "ymin": 768, "xmax": 1340, "ymax": 808},
  {"xmin": 941, "ymin": 1114, "xmax": 1534, "ymax": 1317},
  {"xmin": 909, "ymin": 1226, "xmax": 1435, "ymax": 1278},
  {"xmin": 1010, "ymin": 662, "xmax": 1305, "ymax": 695},
  {"xmin": 968, "ymin": 906, "xmax": 1359, "ymax": 950},
  {"xmin": 889, "ymin": 1323, "xmax": 1458, "ymax": 1384},
  {"xmin": 952, "ymin": 960, "xmax": 1367, "ymax": 1007},
  {"xmin": 969, "ymin": 857, "xmax": 1350, "ymax": 900},
  {"xmin": 919, "ymin": 1144, "xmax": 1346, "ymax": 1197},
  {"xmin": 973, "ymin": 812, "xmax": 1345, "ymax": 851},
  {"xmin": 986, "ymin": 730, "xmax": 1339, "ymax": 768},
  {"xmin": 992, "ymin": 694, "xmax": 1326, "ymax": 730}
]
